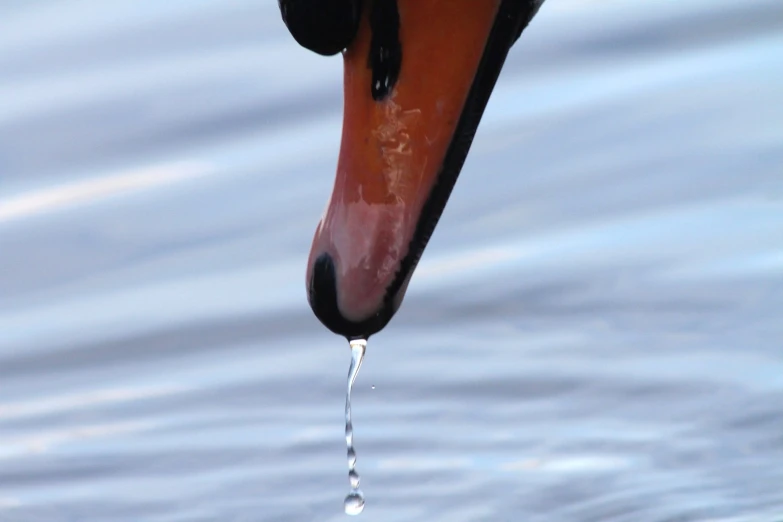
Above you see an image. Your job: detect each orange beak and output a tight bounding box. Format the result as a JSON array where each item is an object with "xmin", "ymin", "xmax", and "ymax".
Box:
[{"xmin": 307, "ymin": 0, "xmax": 541, "ymax": 339}]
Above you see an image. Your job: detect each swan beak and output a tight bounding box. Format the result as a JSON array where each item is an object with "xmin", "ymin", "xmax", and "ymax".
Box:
[{"xmin": 306, "ymin": 1, "xmax": 510, "ymax": 339}]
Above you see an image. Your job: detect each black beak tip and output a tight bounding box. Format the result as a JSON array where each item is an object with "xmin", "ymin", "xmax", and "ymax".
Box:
[{"xmin": 308, "ymin": 252, "xmax": 395, "ymax": 340}]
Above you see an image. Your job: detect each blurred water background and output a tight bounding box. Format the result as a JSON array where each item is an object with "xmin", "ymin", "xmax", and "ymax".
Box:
[{"xmin": 1, "ymin": 0, "xmax": 782, "ymax": 520}]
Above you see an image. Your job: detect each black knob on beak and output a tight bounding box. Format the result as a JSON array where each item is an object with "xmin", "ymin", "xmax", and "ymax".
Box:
[{"xmin": 278, "ymin": 0, "xmax": 363, "ymax": 56}]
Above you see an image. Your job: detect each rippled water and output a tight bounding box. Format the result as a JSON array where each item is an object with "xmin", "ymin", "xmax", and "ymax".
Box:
[{"xmin": 2, "ymin": 1, "xmax": 782, "ymax": 520}]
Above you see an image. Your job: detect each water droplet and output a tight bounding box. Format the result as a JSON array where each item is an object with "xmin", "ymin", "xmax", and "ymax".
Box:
[
  {"xmin": 344, "ymin": 490, "xmax": 365, "ymax": 515},
  {"xmin": 371, "ymin": 385, "xmax": 375, "ymax": 390},
  {"xmin": 344, "ymin": 339, "xmax": 367, "ymax": 515},
  {"xmin": 348, "ymin": 469, "xmax": 360, "ymax": 489}
]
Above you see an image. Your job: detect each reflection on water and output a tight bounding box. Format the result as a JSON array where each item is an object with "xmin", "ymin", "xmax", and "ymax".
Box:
[{"xmin": 1, "ymin": 0, "xmax": 782, "ymax": 520}]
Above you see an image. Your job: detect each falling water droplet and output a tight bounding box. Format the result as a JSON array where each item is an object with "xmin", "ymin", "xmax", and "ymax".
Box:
[
  {"xmin": 371, "ymin": 385, "xmax": 375, "ymax": 390},
  {"xmin": 344, "ymin": 339, "xmax": 366, "ymax": 515},
  {"xmin": 344, "ymin": 491, "xmax": 365, "ymax": 516}
]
